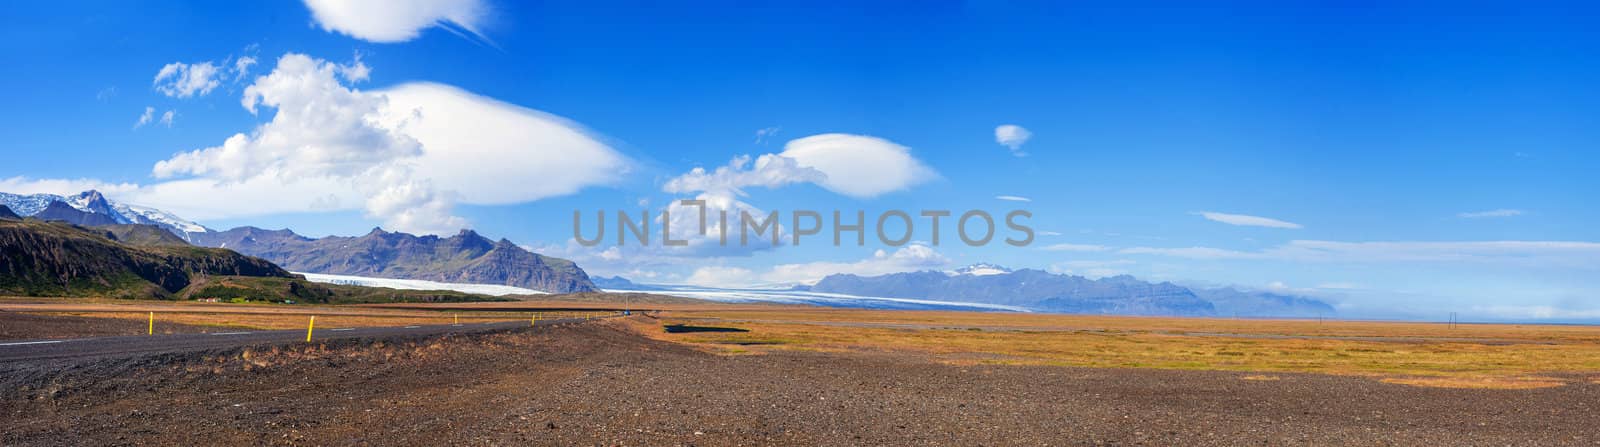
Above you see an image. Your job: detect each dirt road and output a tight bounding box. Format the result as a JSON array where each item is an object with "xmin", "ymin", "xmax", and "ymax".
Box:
[{"xmin": 0, "ymin": 318, "xmax": 581, "ymax": 362}]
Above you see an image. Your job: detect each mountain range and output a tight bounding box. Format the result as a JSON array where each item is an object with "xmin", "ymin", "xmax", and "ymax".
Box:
[
  {"xmin": 0, "ymin": 190, "xmax": 209, "ymax": 239},
  {"xmin": 806, "ymin": 264, "xmax": 1336, "ymax": 317},
  {"xmin": 188, "ymin": 227, "xmax": 597, "ymax": 293},
  {"xmin": 1, "ymin": 190, "xmax": 1336, "ymax": 315},
  {"xmin": 1, "ymin": 190, "xmax": 597, "ymax": 293}
]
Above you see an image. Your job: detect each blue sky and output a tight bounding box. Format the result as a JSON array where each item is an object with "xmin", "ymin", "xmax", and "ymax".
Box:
[{"xmin": 2, "ymin": 1, "xmax": 1598, "ymax": 320}]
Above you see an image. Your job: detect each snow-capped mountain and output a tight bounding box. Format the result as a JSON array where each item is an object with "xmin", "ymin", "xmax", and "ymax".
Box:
[
  {"xmin": 0, "ymin": 190, "xmax": 211, "ymax": 237},
  {"xmin": 950, "ymin": 262, "xmax": 1013, "ymax": 276},
  {"xmin": 112, "ymin": 203, "xmax": 209, "ymax": 233}
]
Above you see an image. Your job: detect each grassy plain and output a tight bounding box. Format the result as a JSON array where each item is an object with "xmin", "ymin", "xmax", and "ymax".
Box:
[{"xmin": 630, "ymin": 308, "xmax": 1600, "ymax": 389}]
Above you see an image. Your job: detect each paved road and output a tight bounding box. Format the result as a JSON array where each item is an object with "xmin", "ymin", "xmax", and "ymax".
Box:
[{"xmin": 0, "ymin": 318, "xmax": 589, "ymax": 363}]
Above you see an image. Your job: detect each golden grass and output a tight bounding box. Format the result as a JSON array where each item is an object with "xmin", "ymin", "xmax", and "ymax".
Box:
[
  {"xmin": 672, "ymin": 308, "xmax": 1600, "ymax": 343},
  {"xmin": 1380, "ymin": 376, "xmax": 1568, "ymax": 390},
  {"xmin": 17, "ymin": 297, "xmax": 1600, "ymax": 391},
  {"xmin": 629, "ymin": 309, "xmax": 1600, "ymax": 390}
]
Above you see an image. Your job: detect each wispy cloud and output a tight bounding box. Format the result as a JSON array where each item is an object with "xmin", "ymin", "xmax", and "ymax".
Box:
[
  {"xmin": 995, "ymin": 195, "xmax": 1031, "ymax": 202},
  {"xmin": 0, "ymin": 177, "xmax": 139, "ymax": 196},
  {"xmin": 1040, "ymin": 243, "xmax": 1110, "ymax": 252},
  {"xmin": 1196, "ymin": 211, "xmax": 1303, "ymax": 229},
  {"xmin": 133, "ymin": 106, "xmax": 154, "ymax": 129},
  {"xmin": 1458, "ymin": 209, "xmax": 1523, "ymax": 219},
  {"xmin": 754, "ymin": 126, "xmax": 781, "ymax": 144},
  {"xmin": 1123, "ymin": 240, "xmax": 1600, "ymax": 268}
]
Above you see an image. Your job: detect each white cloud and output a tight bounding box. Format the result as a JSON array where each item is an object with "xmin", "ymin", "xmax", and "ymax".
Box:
[
  {"xmin": 138, "ymin": 53, "xmax": 628, "ymax": 234},
  {"xmin": 0, "ymin": 177, "xmax": 139, "ymax": 197},
  {"xmin": 155, "ymin": 54, "xmax": 420, "ymax": 181},
  {"xmin": 1123, "ymin": 240, "xmax": 1600, "ymax": 268},
  {"xmin": 995, "ymin": 195, "xmax": 1031, "ymax": 202},
  {"xmin": 159, "ymin": 110, "xmax": 176, "ymax": 127},
  {"xmin": 663, "ymin": 154, "xmax": 824, "ymax": 198},
  {"xmin": 303, "ymin": 0, "xmax": 490, "ymax": 44},
  {"xmin": 133, "ymin": 107, "xmax": 154, "ymax": 129},
  {"xmin": 662, "ymin": 134, "xmax": 934, "ymax": 202},
  {"xmin": 779, "ymin": 133, "xmax": 937, "ymax": 198},
  {"xmin": 1458, "ymin": 209, "xmax": 1524, "ymax": 219},
  {"xmin": 651, "ymin": 134, "xmax": 936, "ymax": 261},
  {"xmin": 378, "ymin": 82, "xmax": 629, "ymax": 205},
  {"xmin": 1196, "ymin": 211, "xmax": 1303, "ymax": 229},
  {"xmin": 1037, "ymin": 230, "xmax": 1063, "ymax": 236},
  {"xmin": 153, "ymin": 61, "xmax": 222, "ymax": 98},
  {"xmin": 994, "ymin": 124, "xmax": 1031, "ymax": 157},
  {"xmin": 233, "ymin": 56, "xmax": 258, "ymax": 82},
  {"xmin": 1040, "ymin": 243, "xmax": 1110, "ymax": 252}
]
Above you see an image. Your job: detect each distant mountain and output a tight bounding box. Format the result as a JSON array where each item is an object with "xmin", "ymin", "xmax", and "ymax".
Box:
[
  {"xmin": 32, "ymin": 201, "xmax": 120, "ymax": 226},
  {"xmin": 811, "ymin": 263, "xmax": 1338, "ymax": 317},
  {"xmin": 98, "ymin": 224, "xmax": 192, "ymax": 247},
  {"xmin": 0, "ymin": 190, "xmax": 210, "ymax": 239},
  {"xmin": 0, "ymin": 218, "xmax": 292, "ymax": 298},
  {"xmin": 0, "ymin": 205, "xmax": 19, "ymax": 220},
  {"xmin": 1193, "ymin": 287, "xmax": 1337, "ymax": 318},
  {"xmin": 592, "ymin": 275, "xmax": 639, "ymax": 289},
  {"xmin": 813, "ymin": 265, "xmax": 1216, "ymax": 316},
  {"xmin": 189, "ymin": 227, "xmax": 598, "ymax": 293}
]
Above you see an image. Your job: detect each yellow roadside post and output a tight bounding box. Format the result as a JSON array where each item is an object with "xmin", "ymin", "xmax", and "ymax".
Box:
[
  {"xmin": 454, "ymin": 314, "xmax": 459, "ymax": 325},
  {"xmin": 147, "ymin": 312, "xmax": 154, "ymax": 335},
  {"xmin": 306, "ymin": 316, "xmax": 316, "ymax": 342}
]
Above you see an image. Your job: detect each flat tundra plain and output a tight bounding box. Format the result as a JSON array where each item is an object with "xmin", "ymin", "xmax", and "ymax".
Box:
[{"xmin": 2, "ymin": 304, "xmax": 1598, "ymax": 445}]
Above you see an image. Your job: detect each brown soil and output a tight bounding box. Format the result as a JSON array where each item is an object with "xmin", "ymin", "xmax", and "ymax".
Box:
[{"xmin": 2, "ymin": 317, "xmax": 1597, "ymax": 446}]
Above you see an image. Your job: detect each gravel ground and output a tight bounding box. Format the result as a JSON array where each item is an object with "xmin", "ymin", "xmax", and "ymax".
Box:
[{"xmin": 2, "ymin": 317, "xmax": 1597, "ymax": 446}]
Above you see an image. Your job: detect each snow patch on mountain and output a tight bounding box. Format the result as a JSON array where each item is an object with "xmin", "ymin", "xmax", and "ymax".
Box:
[
  {"xmin": 114, "ymin": 203, "xmax": 209, "ymax": 233},
  {"xmin": 0, "ymin": 190, "xmax": 211, "ymax": 236},
  {"xmin": 950, "ymin": 262, "xmax": 1013, "ymax": 276}
]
